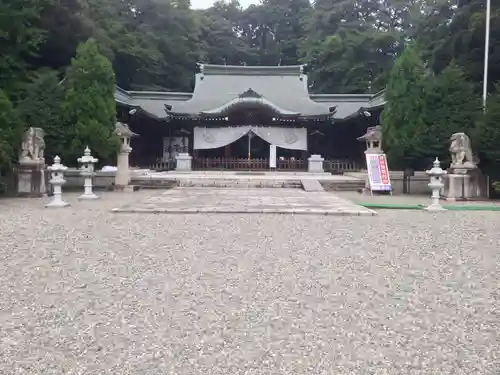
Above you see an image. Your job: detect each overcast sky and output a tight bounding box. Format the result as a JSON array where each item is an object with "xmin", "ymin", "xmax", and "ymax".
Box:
[{"xmin": 191, "ymin": 0, "xmax": 258, "ymax": 9}]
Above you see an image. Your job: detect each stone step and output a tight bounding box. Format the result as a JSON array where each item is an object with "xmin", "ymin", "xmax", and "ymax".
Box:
[
  {"xmin": 132, "ymin": 179, "xmax": 177, "ymax": 189},
  {"xmin": 301, "ymin": 179, "xmax": 325, "ymax": 192},
  {"xmin": 132, "ymin": 175, "xmax": 365, "ymax": 191},
  {"xmin": 178, "ymin": 179, "xmax": 302, "ymax": 188},
  {"xmin": 325, "ymin": 181, "xmax": 366, "ymax": 191}
]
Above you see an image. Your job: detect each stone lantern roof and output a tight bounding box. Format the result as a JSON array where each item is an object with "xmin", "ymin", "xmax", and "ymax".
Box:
[{"xmin": 115, "ymin": 122, "xmax": 138, "ymax": 137}]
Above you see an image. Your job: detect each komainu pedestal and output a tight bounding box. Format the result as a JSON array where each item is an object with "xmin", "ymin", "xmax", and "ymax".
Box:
[
  {"xmin": 17, "ymin": 127, "xmax": 47, "ymax": 197},
  {"xmin": 442, "ymin": 132, "xmax": 486, "ymax": 200}
]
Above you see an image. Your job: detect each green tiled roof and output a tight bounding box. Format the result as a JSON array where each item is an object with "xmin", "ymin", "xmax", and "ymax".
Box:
[{"xmin": 115, "ymin": 64, "xmax": 385, "ymax": 120}]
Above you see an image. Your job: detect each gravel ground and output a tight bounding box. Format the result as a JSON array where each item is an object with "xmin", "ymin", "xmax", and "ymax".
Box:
[{"xmin": 0, "ymin": 190, "xmax": 498, "ymax": 375}]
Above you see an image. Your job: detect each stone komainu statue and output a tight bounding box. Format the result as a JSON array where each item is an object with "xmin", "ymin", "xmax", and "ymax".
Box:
[
  {"xmin": 449, "ymin": 132, "xmax": 474, "ymax": 167},
  {"xmin": 20, "ymin": 127, "xmax": 45, "ymax": 162}
]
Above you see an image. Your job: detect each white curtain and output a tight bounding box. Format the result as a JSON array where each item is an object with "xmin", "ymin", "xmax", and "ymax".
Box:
[
  {"xmin": 194, "ymin": 126, "xmax": 250, "ymax": 150},
  {"xmin": 194, "ymin": 126, "xmax": 307, "ymax": 151},
  {"xmin": 251, "ymin": 127, "xmax": 307, "ymax": 151}
]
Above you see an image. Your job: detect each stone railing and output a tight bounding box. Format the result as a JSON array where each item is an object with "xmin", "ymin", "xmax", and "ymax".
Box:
[
  {"xmin": 344, "ymin": 170, "xmax": 432, "ymax": 194},
  {"xmin": 323, "ymin": 159, "xmax": 361, "ymax": 174},
  {"xmin": 146, "ymin": 159, "xmax": 176, "ymax": 171},
  {"xmin": 192, "ymin": 157, "xmax": 306, "ymax": 171},
  {"xmin": 63, "ymin": 168, "xmax": 116, "ymax": 189}
]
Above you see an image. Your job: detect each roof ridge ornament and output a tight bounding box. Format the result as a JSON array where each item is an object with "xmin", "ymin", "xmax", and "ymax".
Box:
[{"xmin": 239, "ymin": 88, "xmax": 262, "ymax": 99}]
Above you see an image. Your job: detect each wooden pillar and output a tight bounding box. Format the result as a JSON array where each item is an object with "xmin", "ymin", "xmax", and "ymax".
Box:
[
  {"xmin": 224, "ymin": 144, "xmax": 231, "ymax": 158},
  {"xmin": 302, "ymin": 150, "xmax": 308, "ymax": 170}
]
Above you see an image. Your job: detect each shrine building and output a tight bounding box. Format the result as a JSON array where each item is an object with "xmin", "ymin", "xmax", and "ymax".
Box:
[{"xmin": 114, "ymin": 64, "xmax": 385, "ymax": 172}]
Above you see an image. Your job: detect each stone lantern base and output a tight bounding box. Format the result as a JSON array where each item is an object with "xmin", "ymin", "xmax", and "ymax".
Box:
[
  {"xmin": 45, "ymin": 199, "xmax": 71, "ymax": 208},
  {"xmin": 78, "ymin": 192, "xmax": 99, "ymax": 200},
  {"xmin": 114, "ymin": 184, "xmax": 137, "ymax": 192}
]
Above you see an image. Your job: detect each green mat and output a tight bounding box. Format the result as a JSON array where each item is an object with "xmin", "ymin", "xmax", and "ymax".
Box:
[
  {"xmin": 444, "ymin": 205, "xmax": 500, "ymax": 211},
  {"xmin": 359, "ymin": 202, "xmax": 500, "ymax": 211}
]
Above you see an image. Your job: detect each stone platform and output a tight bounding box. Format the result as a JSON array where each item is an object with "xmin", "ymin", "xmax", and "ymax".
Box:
[
  {"xmin": 112, "ymin": 187, "xmax": 377, "ymax": 216},
  {"xmin": 130, "ymin": 170, "xmax": 366, "ymax": 190}
]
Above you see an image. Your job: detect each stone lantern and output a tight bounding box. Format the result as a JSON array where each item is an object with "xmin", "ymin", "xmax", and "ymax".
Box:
[
  {"xmin": 357, "ymin": 125, "xmax": 383, "ymax": 154},
  {"xmin": 77, "ymin": 146, "xmax": 99, "ymax": 200},
  {"xmin": 115, "ymin": 121, "xmax": 138, "ymax": 191},
  {"xmin": 425, "ymin": 157, "xmax": 447, "ymax": 212},
  {"xmin": 45, "ymin": 156, "xmax": 70, "ymax": 208}
]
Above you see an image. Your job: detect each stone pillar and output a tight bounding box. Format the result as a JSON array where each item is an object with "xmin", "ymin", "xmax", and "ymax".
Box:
[
  {"xmin": 175, "ymin": 153, "xmax": 192, "ymax": 171},
  {"xmin": 114, "ymin": 121, "xmax": 137, "ymax": 191},
  {"xmin": 116, "ymin": 147, "xmax": 131, "ymax": 187},
  {"xmin": 307, "ymin": 154, "xmax": 324, "ymax": 173}
]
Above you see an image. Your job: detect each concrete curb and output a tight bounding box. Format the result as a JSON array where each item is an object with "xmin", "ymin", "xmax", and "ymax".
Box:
[{"xmin": 111, "ymin": 207, "xmax": 377, "ymax": 216}]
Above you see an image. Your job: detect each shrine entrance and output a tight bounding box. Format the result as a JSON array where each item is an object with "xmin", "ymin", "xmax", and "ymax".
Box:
[{"xmin": 192, "ymin": 127, "xmax": 307, "ymax": 170}]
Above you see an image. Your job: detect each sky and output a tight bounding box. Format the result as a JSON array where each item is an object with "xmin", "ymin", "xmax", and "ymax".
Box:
[{"xmin": 191, "ymin": 0, "xmax": 258, "ymax": 9}]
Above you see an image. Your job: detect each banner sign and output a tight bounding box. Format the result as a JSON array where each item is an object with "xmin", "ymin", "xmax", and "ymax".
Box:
[{"xmin": 365, "ymin": 153, "xmax": 392, "ymax": 192}]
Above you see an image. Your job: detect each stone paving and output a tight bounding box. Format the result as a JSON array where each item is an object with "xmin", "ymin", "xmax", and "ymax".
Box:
[{"xmin": 112, "ymin": 187, "xmax": 377, "ymax": 216}]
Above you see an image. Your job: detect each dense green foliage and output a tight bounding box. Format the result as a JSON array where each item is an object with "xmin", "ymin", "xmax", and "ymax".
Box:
[
  {"xmin": 62, "ymin": 39, "xmax": 120, "ymax": 164},
  {"xmin": 0, "ymin": 0, "xmax": 499, "ymax": 175},
  {"xmin": 17, "ymin": 70, "xmax": 66, "ymax": 161},
  {"xmin": 383, "ymin": 46, "xmax": 482, "ymax": 170},
  {"xmin": 0, "ymin": 90, "xmax": 23, "ymax": 170},
  {"xmin": 382, "ymin": 45, "xmax": 429, "ymax": 169},
  {"xmin": 476, "ymin": 87, "xmax": 500, "ymax": 178}
]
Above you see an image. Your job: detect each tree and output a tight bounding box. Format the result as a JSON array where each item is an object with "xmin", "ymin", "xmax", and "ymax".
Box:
[
  {"xmin": 0, "ymin": 90, "xmax": 23, "ymax": 170},
  {"xmin": 62, "ymin": 39, "xmax": 119, "ymax": 165},
  {"xmin": 425, "ymin": 0, "xmax": 500, "ymax": 88},
  {"xmin": 17, "ymin": 70, "xmax": 66, "ymax": 161},
  {"xmin": 0, "ymin": 0, "xmax": 48, "ymax": 97},
  {"xmin": 197, "ymin": 1, "xmax": 251, "ymax": 66},
  {"xmin": 422, "ymin": 63, "xmax": 480, "ymax": 166},
  {"xmin": 476, "ymin": 85, "xmax": 500, "ymax": 178},
  {"xmin": 381, "ymin": 44, "xmax": 429, "ymax": 169},
  {"xmin": 302, "ymin": 29, "xmax": 398, "ymax": 93}
]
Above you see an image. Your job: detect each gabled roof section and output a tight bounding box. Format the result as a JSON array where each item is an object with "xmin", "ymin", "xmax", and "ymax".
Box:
[
  {"xmin": 200, "ymin": 88, "xmax": 300, "ymax": 116},
  {"xmin": 165, "ymin": 63, "xmax": 335, "ymax": 117}
]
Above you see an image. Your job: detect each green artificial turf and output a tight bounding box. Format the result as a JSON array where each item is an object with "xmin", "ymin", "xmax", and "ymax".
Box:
[
  {"xmin": 443, "ymin": 205, "xmax": 500, "ymax": 211},
  {"xmin": 358, "ymin": 202, "xmax": 500, "ymax": 211}
]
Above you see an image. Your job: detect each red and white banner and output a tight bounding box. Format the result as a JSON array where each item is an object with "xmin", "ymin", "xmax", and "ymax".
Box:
[{"xmin": 365, "ymin": 153, "xmax": 392, "ymax": 192}]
